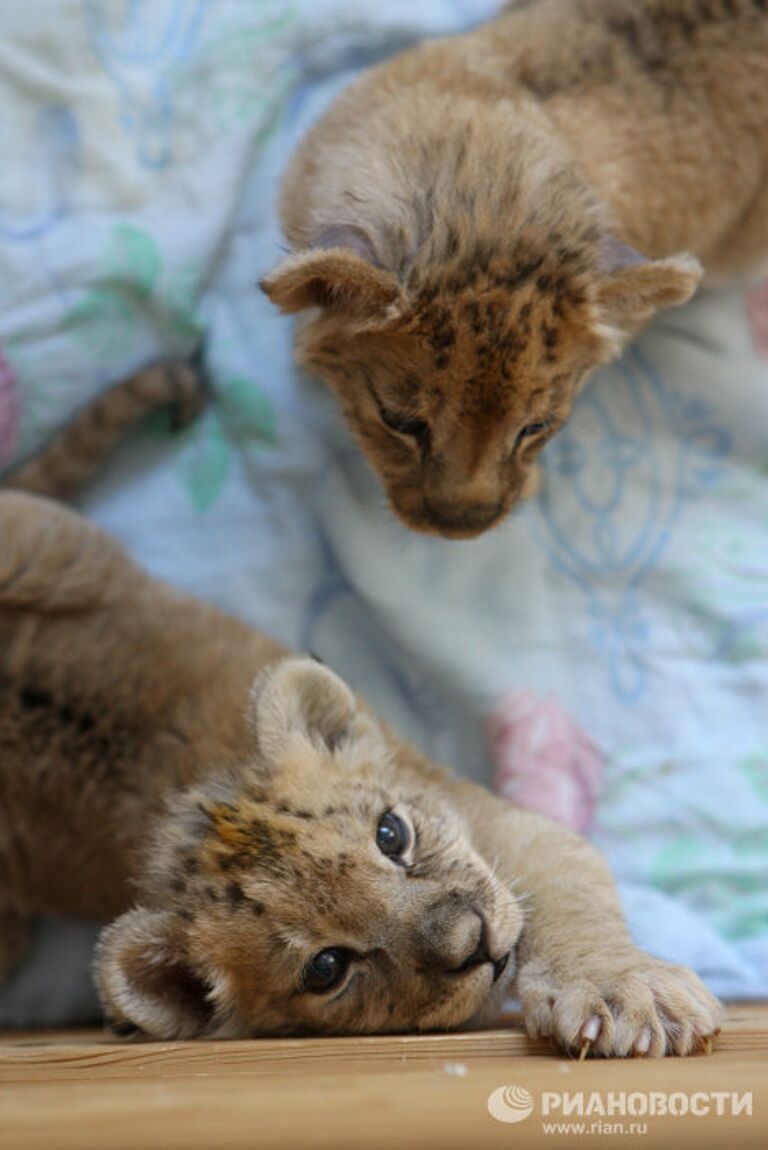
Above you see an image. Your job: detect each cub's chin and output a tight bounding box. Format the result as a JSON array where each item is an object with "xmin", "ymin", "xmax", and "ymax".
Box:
[
  {"xmin": 460, "ymin": 958, "xmax": 517, "ymax": 1032},
  {"xmin": 417, "ymin": 951, "xmax": 518, "ymax": 1034}
]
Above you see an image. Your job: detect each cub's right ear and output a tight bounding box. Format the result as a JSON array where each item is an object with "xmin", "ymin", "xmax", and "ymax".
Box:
[
  {"xmin": 260, "ymin": 229, "xmax": 402, "ymax": 323},
  {"xmin": 95, "ymin": 908, "xmax": 214, "ymax": 1039},
  {"xmin": 247, "ymin": 656, "xmax": 359, "ymax": 761}
]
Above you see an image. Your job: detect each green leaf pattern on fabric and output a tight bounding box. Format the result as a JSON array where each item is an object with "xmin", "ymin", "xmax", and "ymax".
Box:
[
  {"xmin": 174, "ymin": 410, "xmax": 232, "ymax": 514},
  {"xmin": 173, "ymin": 11, "xmax": 299, "ymax": 142},
  {"xmin": 63, "ymin": 221, "xmax": 278, "ymax": 512},
  {"xmin": 67, "ymin": 288, "xmax": 145, "ymax": 361},
  {"xmin": 66, "ymin": 224, "xmax": 191, "ymax": 361},
  {"xmin": 11, "ymin": 2, "xmax": 297, "ymax": 507},
  {"xmin": 105, "ymin": 224, "xmax": 161, "ymax": 299},
  {"xmin": 219, "ymin": 376, "xmax": 279, "ymax": 445},
  {"xmin": 648, "ymin": 753, "xmax": 768, "ymax": 940},
  {"xmin": 739, "ymin": 751, "xmax": 768, "ymax": 803},
  {"xmin": 164, "ymin": 264, "xmax": 206, "ymax": 344},
  {"xmin": 649, "ymin": 835, "xmax": 766, "ymax": 939},
  {"xmin": 170, "ymin": 376, "xmax": 279, "ymax": 513}
]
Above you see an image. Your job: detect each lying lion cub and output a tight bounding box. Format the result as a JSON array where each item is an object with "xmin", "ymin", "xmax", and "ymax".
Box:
[
  {"xmin": 0, "ymin": 492, "xmax": 723, "ymax": 1054},
  {"xmin": 263, "ymin": 0, "xmax": 768, "ymax": 538}
]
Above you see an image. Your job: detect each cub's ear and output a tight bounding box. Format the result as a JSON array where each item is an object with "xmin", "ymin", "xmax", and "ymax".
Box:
[
  {"xmin": 248, "ymin": 656, "xmax": 359, "ymax": 760},
  {"xmin": 95, "ymin": 908, "xmax": 214, "ymax": 1039},
  {"xmin": 595, "ymin": 247, "xmax": 702, "ymax": 345},
  {"xmin": 260, "ymin": 228, "xmax": 401, "ymax": 322}
]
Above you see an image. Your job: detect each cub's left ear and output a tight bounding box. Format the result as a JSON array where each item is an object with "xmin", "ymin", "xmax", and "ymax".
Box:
[
  {"xmin": 95, "ymin": 908, "xmax": 215, "ymax": 1039},
  {"xmin": 596, "ymin": 249, "xmax": 702, "ymax": 345},
  {"xmin": 260, "ymin": 229, "xmax": 402, "ymax": 324},
  {"xmin": 248, "ymin": 656, "xmax": 361, "ymax": 760}
]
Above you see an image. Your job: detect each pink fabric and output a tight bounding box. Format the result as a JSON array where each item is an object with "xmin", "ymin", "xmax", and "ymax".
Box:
[
  {"xmin": 488, "ymin": 690, "xmax": 604, "ymax": 833},
  {"xmin": 745, "ymin": 279, "xmax": 768, "ymax": 359},
  {"xmin": 0, "ymin": 345, "xmax": 20, "ymax": 465}
]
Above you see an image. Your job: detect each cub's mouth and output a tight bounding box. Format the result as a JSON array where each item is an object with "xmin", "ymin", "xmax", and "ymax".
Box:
[
  {"xmin": 492, "ymin": 951, "xmax": 511, "ymax": 983},
  {"xmin": 384, "ymin": 458, "xmax": 541, "ymax": 538},
  {"xmin": 451, "ymin": 917, "xmax": 513, "ymax": 984}
]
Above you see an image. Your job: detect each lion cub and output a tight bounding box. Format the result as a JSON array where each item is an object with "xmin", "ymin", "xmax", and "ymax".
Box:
[
  {"xmin": 263, "ymin": 0, "xmax": 768, "ymax": 537},
  {"xmin": 0, "ymin": 492, "xmax": 722, "ymax": 1054}
]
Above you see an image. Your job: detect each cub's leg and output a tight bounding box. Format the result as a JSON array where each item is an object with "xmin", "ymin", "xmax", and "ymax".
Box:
[
  {"xmin": 3, "ymin": 360, "xmax": 205, "ymax": 501},
  {"xmin": 452, "ymin": 781, "xmax": 724, "ymax": 1057},
  {"xmin": 0, "ymin": 909, "xmax": 31, "ymax": 983}
]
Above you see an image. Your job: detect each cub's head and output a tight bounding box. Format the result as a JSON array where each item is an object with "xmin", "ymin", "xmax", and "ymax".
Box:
[
  {"xmin": 262, "ymin": 225, "xmax": 700, "ymax": 539},
  {"xmin": 96, "ymin": 658, "xmax": 522, "ymax": 1039}
]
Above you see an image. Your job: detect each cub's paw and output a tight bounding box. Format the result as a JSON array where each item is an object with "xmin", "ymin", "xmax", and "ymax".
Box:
[{"xmin": 518, "ymin": 956, "xmax": 724, "ymax": 1058}]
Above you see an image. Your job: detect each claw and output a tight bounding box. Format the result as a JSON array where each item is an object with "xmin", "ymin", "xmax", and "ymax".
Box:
[
  {"xmin": 693, "ymin": 1033, "xmax": 715, "ymax": 1056},
  {"xmin": 578, "ymin": 1016, "xmax": 601, "ymax": 1059}
]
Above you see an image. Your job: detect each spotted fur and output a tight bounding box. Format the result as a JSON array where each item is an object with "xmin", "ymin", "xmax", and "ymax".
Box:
[
  {"xmin": 0, "ymin": 493, "xmax": 723, "ymax": 1053},
  {"xmin": 2, "ymin": 359, "xmax": 206, "ymax": 500},
  {"xmin": 263, "ymin": 0, "xmax": 768, "ymax": 537}
]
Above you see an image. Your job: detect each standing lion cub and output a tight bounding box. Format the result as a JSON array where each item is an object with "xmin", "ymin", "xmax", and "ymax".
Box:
[
  {"xmin": 263, "ymin": 0, "xmax": 768, "ymax": 537},
  {"xmin": 0, "ymin": 491, "xmax": 723, "ymax": 1053}
]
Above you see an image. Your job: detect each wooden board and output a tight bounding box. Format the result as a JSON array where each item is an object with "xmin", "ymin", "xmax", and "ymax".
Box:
[{"xmin": 1, "ymin": 1004, "xmax": 766, "ymax": 1149}]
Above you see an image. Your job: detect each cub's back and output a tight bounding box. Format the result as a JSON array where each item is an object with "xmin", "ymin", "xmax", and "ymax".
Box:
[{"xmin": 0, "ymin": 494, "xmax": 282, "ymax": 918}]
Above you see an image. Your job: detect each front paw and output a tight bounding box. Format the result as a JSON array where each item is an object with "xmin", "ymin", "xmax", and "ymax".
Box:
[{"xmin": 518, "ymin": 954, "xmax": 725, "ymax": 1058}]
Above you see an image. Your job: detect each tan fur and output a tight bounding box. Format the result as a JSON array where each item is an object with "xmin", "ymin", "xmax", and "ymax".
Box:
[
  {"xmin": 0, "ymin": 492, "xmax": 723, "ymax": 1053},
  {"xmin": 2, "ymin": 359, "xmax": 206, "ymax": 500},
  {"xmin": 263, "ymin": 0, "xmax": 768, "ymax": 537}
]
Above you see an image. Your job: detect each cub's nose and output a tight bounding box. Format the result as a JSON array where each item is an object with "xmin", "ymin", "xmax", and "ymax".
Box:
[
  {"xmin": 423, "ymin": 499, "xmax": 504, "ymax": 539},
  {"xmin": 419, "ymin": 893, "xmax": 487, "ymax": 972},
  {"xmin": 454, "ymin": 918, "xmax": 491, "ymax": 972}
]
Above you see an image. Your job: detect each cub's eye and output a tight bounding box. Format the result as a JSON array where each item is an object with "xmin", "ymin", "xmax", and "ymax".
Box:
[
  {"xmin": 376, "ymin": 811, "xmax": 411, "ymax": 860},
  {"xmin": 381, "ymin": 409, "xmax": 429, "ymax": 441},
  {"xmin": 518, "ymin": 420, "xmax": 550, "ymax": 440},
  {"xmin": 367, "ymin": 384, "xmax": 430, "ymax": 443},
  {"xmin": 302, "ymin": 947, "xmax": 351, "ymax": 994}
]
